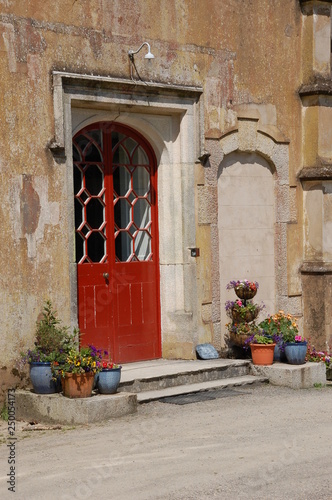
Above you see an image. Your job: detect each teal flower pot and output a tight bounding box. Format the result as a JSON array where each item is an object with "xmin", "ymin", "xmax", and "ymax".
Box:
[
  {"xmin": 285, "ymin": 342, "xmax": 307, "ymax": 365},
  {"xmin": 97, "ymin": 367, "xmax": 122, "ymax": 394}
]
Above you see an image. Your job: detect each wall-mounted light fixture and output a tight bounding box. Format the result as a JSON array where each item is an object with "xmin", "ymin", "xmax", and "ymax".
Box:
[
  {"xmin": 128, "ymin": 42, "xmax": 155, "ymax": 62},
  {"xmin": 128, "ymin": 42, "xmax": 155, "ymax": 84}
]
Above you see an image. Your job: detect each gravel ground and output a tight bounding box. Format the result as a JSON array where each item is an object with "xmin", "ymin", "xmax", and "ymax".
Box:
[{"xmin": 0, "ymin": 383, "xmax": 332, "ymax": 500}]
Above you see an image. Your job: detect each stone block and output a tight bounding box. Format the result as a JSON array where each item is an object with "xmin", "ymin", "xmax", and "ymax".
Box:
[
  {"xmin": 15, "ymin": 390, "xmax": 137, "ymax": 425},
  {"xmin": 251, "ymin": 362, "xmax": 326, "ymax": 389}
]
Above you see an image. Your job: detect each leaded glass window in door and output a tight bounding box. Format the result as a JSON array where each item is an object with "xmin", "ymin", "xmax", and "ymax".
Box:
[
  {"xmin": 112, "ymin": 134, "xmax": 152, "ymax": 262},
  {"xmin": 73, "ymin": 129, "xmax": 106, "ymax": 264}
]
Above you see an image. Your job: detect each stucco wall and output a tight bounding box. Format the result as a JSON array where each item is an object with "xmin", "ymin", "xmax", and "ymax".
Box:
[{"xmin": 0, "ymin": 0, "xmax": 314, "ymax": 395}]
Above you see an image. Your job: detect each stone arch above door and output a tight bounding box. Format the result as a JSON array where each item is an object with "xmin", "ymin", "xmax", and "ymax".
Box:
[{"xmin": 204, "ymin": 117, "xmax": 291, "ymax": 349}]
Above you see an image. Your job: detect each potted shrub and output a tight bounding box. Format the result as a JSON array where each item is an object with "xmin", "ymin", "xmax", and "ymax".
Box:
[
  {"xmin": 259, "ymin": 311, "xmax": 299, "ymax": 362},
  {"xmin": 52, "ymin": 345, "xmax": 103, "ymax": 398},
  {"xmin": 20, "ymin": 301, "xmax": 76, "ymax": 394},
  {"xmin": 96, "ymin": 358, "xmax": 122, "ymax": 394},
  {"xmin": 246, "ymin": 331, "xmax": 276, "ymax": 366}
]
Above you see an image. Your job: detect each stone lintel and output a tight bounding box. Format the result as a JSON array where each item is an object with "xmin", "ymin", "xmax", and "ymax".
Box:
[{"xmin": 56, "ymin": 71, "xmax": 203, "ymax": 100}]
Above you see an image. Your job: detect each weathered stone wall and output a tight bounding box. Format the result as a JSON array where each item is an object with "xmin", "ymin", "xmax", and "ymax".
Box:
[{"xmin": 0, "ymin": 0, "xmax": 322, "ymax": 397}]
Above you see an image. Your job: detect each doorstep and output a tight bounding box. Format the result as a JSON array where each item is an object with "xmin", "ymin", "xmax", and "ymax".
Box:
[
  {"xmin": 251, "ymin": 361, "xmax": 327, "ymax": 389},
  {"xmin": 15, "ymin": 390, "xmax": 137, "ymax": 426},
  {"xmin": 14, "ymin": 360, "xmax": 327, "ymax": 425}
]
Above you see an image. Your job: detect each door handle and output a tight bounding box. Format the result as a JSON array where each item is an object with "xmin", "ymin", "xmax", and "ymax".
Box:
[{"xmin": 103, "ymin": 272, "xmax": 109, "ymax": 279}]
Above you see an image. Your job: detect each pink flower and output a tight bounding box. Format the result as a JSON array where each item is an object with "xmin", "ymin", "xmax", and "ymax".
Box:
[
  {"xmin": 295, "ymin": 335, "xmax": 302, "ymax": 342},
  {"xmin": 236, "ymin": 300, "xmax": 243, "ymax": 307}
]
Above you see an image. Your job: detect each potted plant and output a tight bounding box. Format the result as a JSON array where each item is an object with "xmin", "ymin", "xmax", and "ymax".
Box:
[
  {"xmin": 226, "ymin": 280, "xmax": 259, "ymax": 300},
  {"xmin": 226, "ymin": 321, "xmax": 261, "ymax": 347},
  {"xmin": 259, "ymin": 311, "xmax": 299, "ymax": 362},
  {"xmin": 246, "ymin": 331, "xmax": 276, "ymax": 366},
  {"xmin": 306, "ymin": 343, "xmax": 332, "ymax": 379},
  {"xmin": 20, "ymin": 301, "xmax": 76, "ymax": 394},
  {"xmin": 96, "ymin": 358, "xmax": 122, "ymax": 394},
  {"xmin": 283, "ymin": 332, "xmax": 307, "ymax": 365},
  {"xmin": 52, "ymin": 345, "xmax": 103, "ymax": 398},
  {"xmin": 225, "ymin": 299, "xmax": 264, "ymax": 324}
]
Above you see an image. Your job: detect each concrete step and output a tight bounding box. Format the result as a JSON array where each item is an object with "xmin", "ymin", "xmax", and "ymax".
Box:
[
  {"xmin": 119, "ymin": 359, "xmax": 252, "ymax": 394},
  {"xmin": 137, "ymin": 374, "xmax": 268, "ymax": 403}
]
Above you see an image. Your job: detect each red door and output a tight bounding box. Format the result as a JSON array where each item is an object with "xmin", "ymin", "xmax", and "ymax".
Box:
[{"xmin": 73, "ymin": 122, "xmax": 161, "ymax": 363}]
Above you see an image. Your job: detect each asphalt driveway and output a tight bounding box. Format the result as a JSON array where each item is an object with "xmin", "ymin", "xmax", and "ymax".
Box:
[{"xmin": 0, "ymin": 383, "xmax": 331, "ymax": 499}]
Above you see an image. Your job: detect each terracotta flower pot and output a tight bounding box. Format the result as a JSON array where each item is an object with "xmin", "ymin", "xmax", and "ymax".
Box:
[
  {"xmin": 250, "ymin": 343, "xmax": 276, "ymax": 366},
  {"xmin": 62, "ymin": 372, "xmax": 95, "ymax": 398}
]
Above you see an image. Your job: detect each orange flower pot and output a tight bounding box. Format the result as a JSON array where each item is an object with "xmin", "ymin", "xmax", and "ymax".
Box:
[
  {"xmin": 62, "ymin": 372, "xmax": 95, "ymax": 398},
  {"xmin": 250, "ymin": 343, "xmax": 276, "ymax": 366}
]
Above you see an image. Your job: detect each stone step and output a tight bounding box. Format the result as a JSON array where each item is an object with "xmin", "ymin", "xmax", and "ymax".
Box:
[
  {"xmin": 118, "ymin": 359, "xmax": 252, "ymax": 394},
  {"xmin": 137, "ymin": 375, "xmax": 268, "ymax": 403}
]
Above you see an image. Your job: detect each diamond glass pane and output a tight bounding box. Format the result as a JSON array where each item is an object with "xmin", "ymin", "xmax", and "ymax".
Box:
[
  {"xmin": 135, "ymin": 231, "xmax": 151, "ymax": 261},
  {"xmin": 75, "ymin": 233, "xmax": 85, "ymax": 262},
  {"xmin": 133, "ymin": 167, "xmax": 150, "ymax": 196},
  {"xmin": 113, "ymin": 166, "xmax": 130, "ymax": 197},
  {"xmin": 129, "ymin": 224, "xmax": 137, "ymax": 236},
  {"xmin": 81, "ymin": 224, "xmax": 91, "ymax": 236},
  {"xmin": 87, "ymin": 232, "xmax": 105, "ymax": 262},
  {"xmin": 86, "ymin": 198, "xmax": 104, "ymax": 229},
  {"xmin": 74, "ymin": 166, "xmax": 83, "ymax": 195},
  {"xmin": 75, "ymin": 199, "xmax": 83, "ymax": 228},
  {"xmin": 115, "ymin": 232, "xmax": 133, "ymax": 262},
  {"xmin": 85, "ymin": 164, "xmax": 103, "ymax": 195},
  {"xmin": 132, "ymin": 146, "xmax": 148, "ymax": 165},
  {"xmin": 80, "ymin": 190, "xmax": 89, "ymax": 203},
  {"xmin": 114, "ymin": 199, "xmax": 131, "ymax": 229},
  {"xmin": 133, "ymin": 199, "xmax": 151, "ymax": 229}
]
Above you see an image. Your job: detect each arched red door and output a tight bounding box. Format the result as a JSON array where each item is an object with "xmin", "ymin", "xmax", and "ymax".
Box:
[{"xmin": 73, "ymin": 122, "xmax": 161, "ymax": 363}]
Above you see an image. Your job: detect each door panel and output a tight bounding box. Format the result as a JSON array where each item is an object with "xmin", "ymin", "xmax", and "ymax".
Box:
[{"xmin": 73, "ymin": 122, "xmax": 161, "ymax": 363}]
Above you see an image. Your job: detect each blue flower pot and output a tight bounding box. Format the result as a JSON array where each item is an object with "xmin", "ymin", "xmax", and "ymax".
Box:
[
  {"xmin": 284, "ymin": 342, "xmax": 307, "ymax": 365},
  {"xmin": 29, "ymin": 362, "xmax": 61, "ymax": 394},
  {"xmin": 274, "ymin": 343, "xmax": 287, "ymax": 362},
  {"xmin": 97, "ymin": 368, "xmax": 122, "ymax": 394}
]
